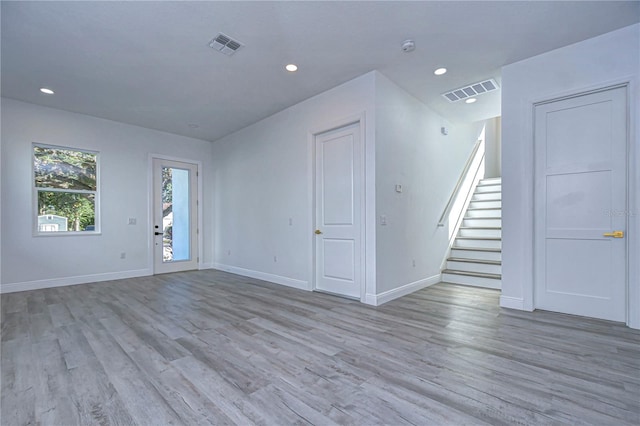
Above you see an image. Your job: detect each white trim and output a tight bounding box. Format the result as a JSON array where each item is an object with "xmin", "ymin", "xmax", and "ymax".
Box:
[
  {"xmin": 200, "ymin": 262, "xmax": 214, "ymax": 270},
  {"xmin": 213, "ymin": 263, "xmax": 310, "ymax": 291},
  {"xmin": 148, "ymin": 154, "xmax": 204, "ymax": 273},
  {"xmin": 363, "ymin": 293, "xmax": 377, "ymax": 306},
  {"xmin": 363, "ymin": 274, "xmax": 441, "ymax": 306},
  {"xmin": 0, "ymin": 268, "xmax": 152, "ymax": 294},
  {"xmin": 627, "ymin": 76, "xmax": 640, "ymax": 329},
  {"xmin": 308, "ymin": 112, "xmax": 366, "ymax": 137},
  {"xmin": 500, "ymin": 295, "xmax": 526, "ymax": 311}
]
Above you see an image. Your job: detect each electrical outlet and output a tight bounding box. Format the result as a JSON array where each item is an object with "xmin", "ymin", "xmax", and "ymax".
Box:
[
  {"xmin": 289, "ymin": 218, "xmax": 293, "ymax": 226},
  {"xmin": 380, "ymin": 215, "xmax": 387, "ymax": 226},
  {"xmin": 412, "ymin": 259, "xmax": 416, "ymax": 267},
  {"xmin": 273, "ymin": 255, "xmax": 278, "ymax": 263},
  {"xmin": 227, "ymin": 250, "xmax": 231, "ymax": 256}
]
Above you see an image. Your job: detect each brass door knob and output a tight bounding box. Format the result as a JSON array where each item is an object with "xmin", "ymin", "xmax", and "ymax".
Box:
[{"xmin": 314, "ymin": 229, "xmax": 322, "ymax": 235}]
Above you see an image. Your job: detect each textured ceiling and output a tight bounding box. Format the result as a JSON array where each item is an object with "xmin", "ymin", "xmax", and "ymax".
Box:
[{"xmin": 2, "ymin": 1, "xmax": 638, "ymax": 142}]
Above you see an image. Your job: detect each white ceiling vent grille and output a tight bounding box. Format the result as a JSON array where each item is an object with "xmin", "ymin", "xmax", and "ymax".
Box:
[
  {"xmin": 209, "ymin": 33, "xmax": 244, "ymax": 56},
  {"xmin": 442, "ymin": 79, "xmax": 499, "ymax": 102}
]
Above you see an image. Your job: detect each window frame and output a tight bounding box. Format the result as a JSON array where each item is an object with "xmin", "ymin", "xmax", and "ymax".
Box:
[{"xmin": 32, "ymin": 142, "xmax": 101, "ymax": 237}]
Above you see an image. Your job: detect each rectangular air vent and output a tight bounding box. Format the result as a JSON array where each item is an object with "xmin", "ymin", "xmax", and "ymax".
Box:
[
  {"xmin": 442, "ymin": 79, "xmax": 499, "ymax": 102},
  {"xmin": 209, "ymin": 33, "xmax": 244, "ymax": 56}
]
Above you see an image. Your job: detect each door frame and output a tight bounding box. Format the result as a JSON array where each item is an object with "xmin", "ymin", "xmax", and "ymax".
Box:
[
  {"xmin": 148, "ymin": 154, "xmax": 204, "ymax": 274},
  {"xmin": 308, "ymin": 114, "xmax": 367, "ymax": 302},
  {"xmin": 531, "ymin": 82, "xmax": 638, "ymax": 327}
]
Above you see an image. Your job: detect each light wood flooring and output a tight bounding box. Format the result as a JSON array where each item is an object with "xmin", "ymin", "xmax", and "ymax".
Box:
[{"xmin": 1, "ymin": 269, "xmax": 639, "ymax": 425}]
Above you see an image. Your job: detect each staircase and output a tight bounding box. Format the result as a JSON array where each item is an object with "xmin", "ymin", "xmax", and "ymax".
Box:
[{"xmin": 442, "ymin": 177, "xmax": 502, "ymax": 289}]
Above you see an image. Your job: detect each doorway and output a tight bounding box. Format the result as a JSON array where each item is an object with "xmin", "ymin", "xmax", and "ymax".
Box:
[
  {"xmin": 152, "ymin": 158, "xmax": 199, "ymax": 274},
  {"xmin": 534, "ymin": 85, "xmax": 627, "ymax": 322},
  {"xmin": 313, "ymin": 122, "xmax": 363, "ymax": 299}
]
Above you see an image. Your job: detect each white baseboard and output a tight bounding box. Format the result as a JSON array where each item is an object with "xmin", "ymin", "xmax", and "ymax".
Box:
[
  {"xmin": 500, "ymin": 295, "xmax": 525, "ymax": 310},
  {"xmin": 212, "ymin": 263, "xmax": 310, "ymax": 291},
  {"xmin": 0, "ymin": 268, "xmax": 152, "ymax": 294},
  {"xmin": 363, "ymin": 293, "xmax": 377, "ymax": 305},
  {"xmin": 364, "ymin": 274, "xmax": 441, "ymax": 306},
  {"xmin": 200, "ymin": 262, "xmax": 214, "ymax": 270}
]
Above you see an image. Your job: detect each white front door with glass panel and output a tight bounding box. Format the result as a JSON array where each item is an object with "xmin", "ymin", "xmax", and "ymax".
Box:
[
  {"xmin": 534, "ymin": 86, "xmax": 627, "ymax": 322},
  {"xmin": 153, "ymin": 158, "xmax": 198, "ymax": 274}
]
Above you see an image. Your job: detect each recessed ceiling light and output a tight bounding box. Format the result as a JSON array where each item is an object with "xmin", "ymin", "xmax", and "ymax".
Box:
[
  {"xmin": 434, "ymin": 68, "xmax": 447, "ymax": 76},
  {"xmin": 465, "ymin": 98, "xmax": 477, "ymax": 104},
  {"xmin": 40, "ymin": 87, "xmax": 54, "ymax": 95},
  {"xmin": 285, "ymin": 64, "xmax": 298, "ymax": 72}
]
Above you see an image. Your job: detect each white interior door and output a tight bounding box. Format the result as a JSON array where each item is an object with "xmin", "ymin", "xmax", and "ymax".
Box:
[
  {"xmin": 315, "ymin": 123, "xmax": 362, "ymax": 299},
  {"xmin": 153, "ymin": 158, "xmax": 198, "ymax": 274},
  {"xmin": 534, "ymin": 86, "xmax": 627, "ymax": 322}
]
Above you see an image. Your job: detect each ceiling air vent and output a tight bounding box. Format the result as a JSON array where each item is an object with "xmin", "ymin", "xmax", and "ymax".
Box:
[
  {"xmin": 442, "ymin": 78, "xmax": 499, "ymax": 103},
  {"xmin": 209, "ymin": 33, "xmax": 244, "ymax": 56}
]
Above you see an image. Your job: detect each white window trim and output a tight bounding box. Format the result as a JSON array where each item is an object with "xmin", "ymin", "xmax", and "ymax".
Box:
[{"xmin": 32, "ymin": 142, "xmax": 101, "ymax": 237}]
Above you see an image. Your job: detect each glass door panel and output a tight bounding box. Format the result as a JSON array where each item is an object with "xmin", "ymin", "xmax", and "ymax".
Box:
[
  {"xmin": 153, "ymin": 159, "xmax": 198, "ymax": 274},
  {"xmin": 162, "ymin": 166, "xmax": 191, "ymax": 262}
]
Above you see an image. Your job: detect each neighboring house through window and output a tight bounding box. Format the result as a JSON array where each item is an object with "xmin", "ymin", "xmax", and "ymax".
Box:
[{"xmin": 33, "ymin": 144, "xmax": 99, "ymax": 234}]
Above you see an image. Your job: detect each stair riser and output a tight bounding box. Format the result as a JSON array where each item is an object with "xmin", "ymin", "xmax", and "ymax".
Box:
[
  {"xmin": 446, "ymin": 261, "xmax": 501, "ymax": 275},
  {"xmin": 469, "ymin": 200, "xmax": 502, "ymax": 209},
  {"xmin": 458, "ymin": 228, "xmax": 502, "ymax": 238},
  {"xmin": 479, "ymin": 178, "xmax": 502, "ymax": 185},
  {"xmin": 463, "ymin": 218, "xmax": 502, "ymax": 227},
  {"xmin": 465, "ymin": 209, "xmax": 502, "ymax": 218},
  {"xmin": 475, "ymin": 184, "xmax": 501, "ymax": 193},
  {"xmin": 472, "ymin": 192, "xmax": 501, "ymax": 201},
  {"xmin": 442, "ymin": 273, "xmax": 502, "ymax": 289},
  {"xmin": 454, "ymin": 239, "xmax": 502, "ymax": 249},
  {"xmin": 450, "ymin": 249, "xmax": 502, "ymax": 261}
]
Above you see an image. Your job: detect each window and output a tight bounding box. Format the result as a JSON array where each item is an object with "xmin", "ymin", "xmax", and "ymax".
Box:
[{"xmin": 34, "ymin": 144, "xmax": 99, "ymax": 234}]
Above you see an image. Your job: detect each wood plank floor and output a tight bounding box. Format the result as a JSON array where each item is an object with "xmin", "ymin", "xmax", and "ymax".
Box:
[{"xmin": 1, "ymin": 269, "xmax": 639, "ymax": 425}]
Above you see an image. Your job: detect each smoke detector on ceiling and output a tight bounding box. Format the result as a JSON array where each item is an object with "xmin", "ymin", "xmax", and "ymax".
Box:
[
  {"xmin": 401, "ymin": 39, "xmax": 415, "ymax": 53},
  {"xmin": 442, "ymin": 78, "xmax": 499, "ymax": 103},
  {"xmin": 209, "ymin": 33, "xmax": 244, "ymax": 56}
]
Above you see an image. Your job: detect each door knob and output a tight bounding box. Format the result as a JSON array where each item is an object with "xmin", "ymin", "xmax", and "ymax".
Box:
[
  {"xmin": 314, "ymin": 229, "xmax": 322, "ymax": 235},
  {"xmin": 603, "ymin": 231, "xmax": 624, "ymax": 238}
]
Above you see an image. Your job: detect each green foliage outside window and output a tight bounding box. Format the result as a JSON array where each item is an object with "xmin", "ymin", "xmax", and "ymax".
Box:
[
  {"xmin": 162, "ymin": 167, "xmax": 172, "ymax": 203},
  {"xmin": 34, "ymin": 145, "xmax": 98, "ymax": 233}
]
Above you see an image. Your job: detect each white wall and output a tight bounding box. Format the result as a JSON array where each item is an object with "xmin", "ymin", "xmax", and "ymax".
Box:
[
  {"xmin": 211, "ymin": 72, "xmax": 377, "ymax": 293},
  {"xmin": 484, "ymin": 116, "xmax": 501, "ymax": 178},
  {"xmin": 373, "ymin": 73, "xmax": 483, "ymax": 302},
  {"xmin": 501, "ymin": 24, "xmax": 639, "ymax": 328},
  {"xmin": 1, "ymin": 98, "xmax": 214, "ymax": 291},
  {"xmin": 211, "ymin": 70, "xmax": 485, "ymax": 303}
]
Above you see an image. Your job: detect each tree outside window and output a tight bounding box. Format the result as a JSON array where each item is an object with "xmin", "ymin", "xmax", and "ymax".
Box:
[{"xmin": 34, "ymin": 144, "xmax": 99, "ymax": 233}]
